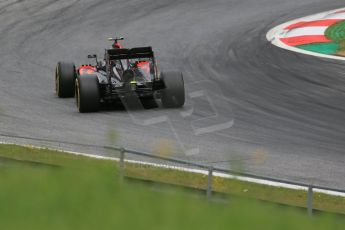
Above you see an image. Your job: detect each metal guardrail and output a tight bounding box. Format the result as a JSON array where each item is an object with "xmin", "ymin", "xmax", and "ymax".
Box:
[
  {"xmin": 114, "ymin": 146, "xmax": 345, "ymax": 216},
  {"xmin": 1, "ymin": 133, "xmax": 345, "ymax": 215}
]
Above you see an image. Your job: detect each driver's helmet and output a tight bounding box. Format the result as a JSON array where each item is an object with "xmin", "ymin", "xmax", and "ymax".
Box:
[{"xmin": 112, "ymin": 42, "xmax": 123, "ymax": 49}]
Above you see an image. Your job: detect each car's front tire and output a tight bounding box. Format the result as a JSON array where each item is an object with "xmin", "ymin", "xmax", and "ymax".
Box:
[
  {"xmin": 55, "ymin": 62, "xmax": 76, "ymax": 98},
  {"xmin": 75, "ymin": 75, "xmax": 100, "ymax": 113},
  {"xmin": 161, "ymin": 71, "xmax": 185, "ymax": 108}
]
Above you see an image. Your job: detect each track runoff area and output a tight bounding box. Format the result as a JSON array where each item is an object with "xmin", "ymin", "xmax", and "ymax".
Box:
[{"xmin": 267, "ymin": 7, "xmax": 345, "ymax": 60}]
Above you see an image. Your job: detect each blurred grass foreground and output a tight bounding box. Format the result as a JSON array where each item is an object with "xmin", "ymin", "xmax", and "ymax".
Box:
[{"xmin": 0, "ymin": 145, "xmax": 344, "ymax": 229}]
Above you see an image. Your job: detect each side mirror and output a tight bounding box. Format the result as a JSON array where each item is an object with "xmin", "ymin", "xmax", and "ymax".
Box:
[{"xmin": 88, "ymin": 54, "xmax": 97, "ymax": 59}]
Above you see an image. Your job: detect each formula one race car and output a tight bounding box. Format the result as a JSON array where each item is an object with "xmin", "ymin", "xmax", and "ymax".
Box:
[{"xmin": 55, "ymin": 37, "xmax": 185, "ymax": 112}]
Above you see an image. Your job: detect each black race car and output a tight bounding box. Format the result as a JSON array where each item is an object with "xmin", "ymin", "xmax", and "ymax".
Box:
[{"xmin": 55, "ymin": 37, "xmax": 185, "ymax": 112}]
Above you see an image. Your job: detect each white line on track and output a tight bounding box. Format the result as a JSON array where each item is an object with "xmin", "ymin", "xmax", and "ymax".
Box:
[{"xmin": 326, "ymin": 12, "xmax": 345, "ymax": 20}]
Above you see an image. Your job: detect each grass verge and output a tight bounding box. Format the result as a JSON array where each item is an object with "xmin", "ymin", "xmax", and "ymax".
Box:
[
  {"xmin": 325, "ymin": 20, "xmax": 345, "ymax": 55},
  {"xmin": 0, "ymin": 144, "xmax": 345, "ymax": 214}
]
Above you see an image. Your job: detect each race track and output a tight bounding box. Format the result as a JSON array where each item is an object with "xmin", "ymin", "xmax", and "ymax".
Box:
[{"xmin": 1, "ymin": 0, "xmax": 345, "ymax": 188}]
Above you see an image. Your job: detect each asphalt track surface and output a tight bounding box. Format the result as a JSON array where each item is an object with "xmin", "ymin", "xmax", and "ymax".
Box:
[{"xmin": 1, "ymin": 0, "xmax": 345, "ymax": 188}]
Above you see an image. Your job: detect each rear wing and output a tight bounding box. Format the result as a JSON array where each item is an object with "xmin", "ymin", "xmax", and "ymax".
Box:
[{"xmin": 106, "ymin": 47, "xmax": 154, "ymax": 60}]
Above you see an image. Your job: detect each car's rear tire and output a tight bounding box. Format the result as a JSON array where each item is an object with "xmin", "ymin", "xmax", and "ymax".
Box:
[
  {"xmin": 161, "ymin": 71, "xmax": 185, "ymax": 108},
  {"xmin": 75, "ymin": 75, "xmax": 100, "ymax": 113},
  {"xmin": 55, "ymin": 62, "xmax": 76, "ymax": 98}
]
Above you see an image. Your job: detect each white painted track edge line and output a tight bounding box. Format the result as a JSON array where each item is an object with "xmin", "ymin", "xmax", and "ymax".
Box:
[{"xmin": 1, "ymin": 141, "xmax": 344, "ymax": 198}]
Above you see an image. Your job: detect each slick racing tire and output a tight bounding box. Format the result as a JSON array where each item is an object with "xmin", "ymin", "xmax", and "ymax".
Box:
[
  {"xmin": 55, "ymin": 62, "xmax": 76, "ymax": 98},
  {"xmin": 75, "ymin": 75, "xmax": 100, "ymax": 113},
  {"xmin": 161, "ymin": 71, "xmax": 185, "ymax": 108}
]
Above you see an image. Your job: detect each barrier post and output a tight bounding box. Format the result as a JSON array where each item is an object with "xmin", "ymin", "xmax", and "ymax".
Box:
[
  {"xmin": 119, "ymin": 148, "xmax": 125, "ymax": 181},
  {"xmin": 307, "ymin": 185, "xmax": 313, "ymax": 216},
  {"xmin": 207, "ymin": 167, "xmax": 213, "ymax": 198}
]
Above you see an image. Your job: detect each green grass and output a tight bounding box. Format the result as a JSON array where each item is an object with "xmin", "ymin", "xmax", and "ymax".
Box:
[
  {"xmin": 326, "ymin": 20, "xmax": 345, "ymax": 43},
  {"xmin": 2, "ymin": 165, "xmax": 345, "ymax": 230},
  {"xmin": 325, "ymin": 20, "xmax": 345, "ymax": 55},
  {"xmin": 1, "ymin": 146, "xmax": 345, "ymax": 230},
  {"xmin": 0, "ymin": 144, "xmax": 345, "ymax": 216}
]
